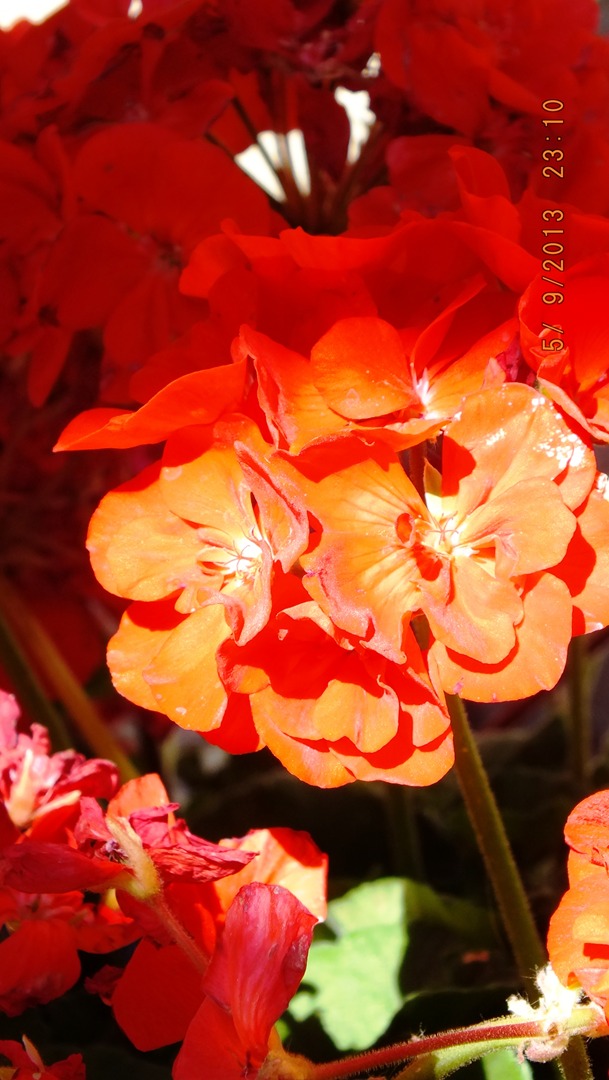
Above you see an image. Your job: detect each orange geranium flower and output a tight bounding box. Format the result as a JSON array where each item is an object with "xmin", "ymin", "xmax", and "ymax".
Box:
[
  {"xmin": 241, "ymin": 291, "xmax": 511, "ymax": 454},
  {"xmin": 296, "ymin": 384, "xmax": 602, "ymax": 701},
  {"xmin": 547, "ymin": 790, "xmax": 609, "ymax": 1016},
  {"xmin": 87, "ymin": 417, "xmax": 308, "ymax": 741},
  {"xmin": 218, "ymin": 597, "xmax": 453, "ymax": 788}
]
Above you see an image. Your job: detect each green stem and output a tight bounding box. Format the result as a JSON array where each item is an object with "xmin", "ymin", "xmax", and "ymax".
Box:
[
  {"xmin": 383, "ymin": 784, "xmax": 424, "ymax": 879},
  {"xmin": 0, "ymin": 604, "xmax": 72, "ymax": 749},
  {"xmin": 566, "ymin": 636, "xmax": 588, "ymax": 796},
  {"xmin": 446, "ymin": 694, "xmax": 593, "ymax": 1080},
  {"xmin": 309, "ymin": 1020, "xmax": 541, "ymax": 1080},
  {"xmin": 447, "ymin": 693, "xmax": 546, "ymax": 987},
  {"xmin": 556, "ymin": 1037, "xmax": 594, "ymax": 1080},
  {"xmin": 394, "ymin": 1040, "xmax": 520, "ymax": 1080},
  {"xmin": 0, "ymin": 576, "xmax": 138, "ymax": 782}
]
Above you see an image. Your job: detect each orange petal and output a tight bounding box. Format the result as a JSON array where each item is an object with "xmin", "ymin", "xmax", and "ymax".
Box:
[
  {"xmin": 430, "ymin": 572, "xmax": 572, "ymax": 701},
  {"xmin": 143, "ymin": 605, "xmax": 231, "ymax": 732},
  {"xmin": 87, "ymin": 463, "xmax": 202, "ymax": 601},
  {"xmin": 442, "ymin": 384, "xmax": 595, "ymax": 515},
  {"xmin": 421, "ymin": 556, "xmax": 521, "ymax": 664},
  {"xmin": 108, "ymin": 600, "xmax": 185, "ymax": 713},
  {"xmin": 301, "ymin": 447, "xmax": 423, "ymax": 660},
  {"xmin": 311, "ymin": 317, "xmax": 413, "ymax": 419},
  {"xmin": 55, "ymin": 363, "xmax": 247, "ymax": 450}
]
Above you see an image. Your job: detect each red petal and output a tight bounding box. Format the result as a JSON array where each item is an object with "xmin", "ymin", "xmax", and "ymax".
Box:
[
  {"xmin": 112, "ymin": 939, "xmax": 203, "ymax": 1051},
  {"xmin": 55, "ymin": 363, "xmax": 247, "ymax": 450},
  {"xmin": 311, "ymin": 317, "xmax": 413, "ymax": 419},
  {"xmin": 204, "ymin": 883, "xmax": 316, "ymax": 1053}
]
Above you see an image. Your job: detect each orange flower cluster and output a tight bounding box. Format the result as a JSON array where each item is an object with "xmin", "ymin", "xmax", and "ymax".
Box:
[
  {"xmin": 548, "ymin": 790, "xmax": 609, "ymax": 1020},
  {"xmin": 2, "ymin": 0, "xmax": 609, "ymax": 794}
]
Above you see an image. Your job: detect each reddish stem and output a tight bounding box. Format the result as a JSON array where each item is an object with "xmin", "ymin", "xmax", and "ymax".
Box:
[{"xmin": 308, "ymin": 1020, "xmax": 543, "ymax": 1080}]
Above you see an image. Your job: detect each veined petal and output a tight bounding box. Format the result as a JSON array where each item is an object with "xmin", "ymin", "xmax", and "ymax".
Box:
[
  {"xmin": 55, "ymin": 363, "xmax": 247, "ymax": 450},
  {"xmin": 214, "ymin": 828, "xmax": 327, "ymax": 923},
  {"xmin": 311, "ymin": 316, "xmax": 413, "ymax": 419},
  {"xmin": 174, "ymin": 998, "xmax": 262, "ymax": 1080},
  {"xmin": 251, "ymin": 706, "xmax": 355, "ymax": 788},
  {"xmin": 160, "ymin": 424, "xmax": 256, "ymax": 535},
  {"xmin": 553, "ymin": 483, "xmax": 609, "ymax": 633},
  {"xmin": 240, "ymin": 326, "xmax": 348, "ymax": 452},
  {"xmin": 301, "ymin": 449, "xmax": 424, "ymax": 659},
  {"xmin": 461, "ymin": 478, "xmax": 576, "ymax": 576},
  {"xmin": 203, "ymin": 883, "xmax": 317, "ymax": 1053},
  {"xmin": 108, "ymin": 600, "xmax": 186, "ymax": 713}
]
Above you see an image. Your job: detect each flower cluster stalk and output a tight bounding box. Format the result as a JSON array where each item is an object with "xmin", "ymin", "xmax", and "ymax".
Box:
[
  {"xmin": 0, "ymin": 575, "xmax": 138, "ymax": 781},
  {"xmin": 307, "ymin": 1007, "xmax": 603, "ymax": 1080},
  {"xmin": 446, "ymin": 693, "xmax": 593, "ymax": 1080}
]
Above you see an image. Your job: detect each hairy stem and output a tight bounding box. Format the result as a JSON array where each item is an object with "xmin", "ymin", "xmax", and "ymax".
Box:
[
  {"xmin": 446, "ymin": 693, "xmax": 593, "ymax": 1080},
  {"xmin": 308, "ymin": 1007, "xmax": 602, "ymax": 1080}
]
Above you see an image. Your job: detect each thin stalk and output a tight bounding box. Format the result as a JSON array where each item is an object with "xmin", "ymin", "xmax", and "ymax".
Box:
[
  {"xmin": 151, "ymin": 892, "xmax": 210, "ymax": 976},
  {"xmin": 566, "ymin": 636, "xmax": 588, "ymax": 795},
  {"xmin": 447, "ymin": 693, "xmax": 546, "ymax": 986},
  {"xmin": 394, "ymin": 1040, "xmax": 525, "ymax": 1080},
  {"xmin": 0, "ymin": 603, "xmax": 72, "ymax": 749},
  {"xmin": 231, "ymin": 97, "xmax": 281, "ymax": 181},
  {"xmin": 383, "ymin": 784, "xmax": 424, "ymax": 879},
  {"xmin": 446, "ymin": 694, "xmax": 593, "ymax": 1080},
  {"xmin": 309, "ymin": 1020, "xmax": 541, "ymax": 1080},
  {"xmin": 0, "ymin": 575, "xmax": 138, "ymax": 782},
  {"xmin": 557, "ymin": 1037, "xmax": 595, "ymax": 1080},
  {"xmin": 329, "ymin": 120, "xmax": 387, "ymax": 232},
  {"xmin": 307, "ymin": 1007, "xmax": 602, "ymax": 1080}
]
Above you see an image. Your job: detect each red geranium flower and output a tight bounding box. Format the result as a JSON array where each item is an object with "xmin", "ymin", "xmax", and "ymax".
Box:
[
  {"xmin": 108, "ymin": 824, "xmax": 327, "ymax": 1051},
  {"xmin": 520, "ymin": 255, "xmax": 609, "ymax": 442},
  {"xmin": 0, "ymin": 689, "xmax": 117, "ymax": 838},
  {"xmin": 0, "ymin": 1037, "xmax": 84, "ymax": 1080},
  {"xmin": 174, "ymin": 883, "xmax": 316, "ymax": 1080}
]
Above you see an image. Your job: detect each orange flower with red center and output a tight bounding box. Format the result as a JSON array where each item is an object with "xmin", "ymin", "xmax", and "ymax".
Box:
[{"xmin": 295, "ymin": 384, "xmax": 602, "ymax": 701}]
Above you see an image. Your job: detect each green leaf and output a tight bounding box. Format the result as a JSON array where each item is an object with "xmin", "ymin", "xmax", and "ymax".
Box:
[
  {"xmin": 290, "ymin": 879, "xmax": 407, "ymax": 1050},
  {"xmin": 481, "ymin": 1048, "xmax": 533, "ymax": 1080},
  {"xmin": 290, "ymin": 878, "xmax": 494, "ymax": 1052}
]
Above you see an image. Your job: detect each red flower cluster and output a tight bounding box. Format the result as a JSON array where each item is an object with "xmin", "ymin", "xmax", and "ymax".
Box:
[
  {"xmin": 0, "ymin": 689, "xmax": 134, "ymax": 1015},
  {"xmin": 0, "ymin": 690, "xmax": 327, "ymax": 1077},
  {"xmin": 2, "ymin": 0, "xmax": 609, "ymax": 792},
  {"xmin": 0, "ymin": 1037, "xmax": 84, "ymax": 1080}
]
